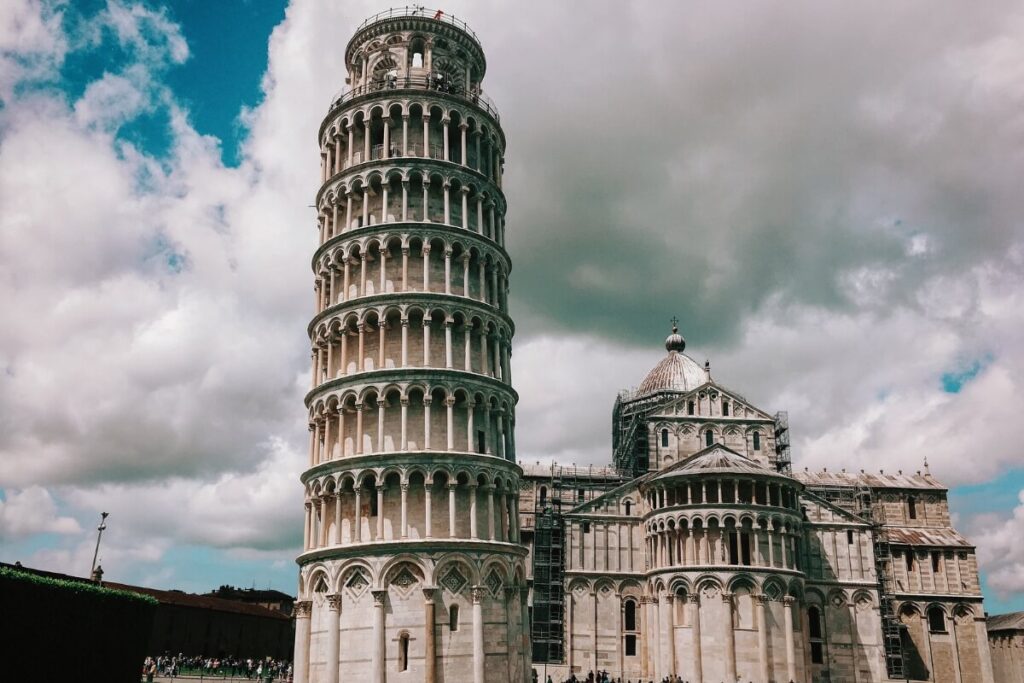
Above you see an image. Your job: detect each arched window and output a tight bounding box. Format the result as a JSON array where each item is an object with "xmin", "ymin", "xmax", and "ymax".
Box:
[
  {"xmin": 752, "ymin": 431, "xmax": 761, "ymax": 451},
  {"xmin": 808, "ymin": 606, "xmax": 822, "ymax": 639},
  {"xmin": 449, "ymin": 604, "xmax": 460, "ymax": 631},
  {"xmin": 539, "ymin": 486, "xmax": 547, "ymax": 507},
  {"xmin": 928, "ymin": 606, "xmax": 946, "ymax": 633},
  {"xmin": 705, "ymin": 430, "xmax": 714, "ymax": 447},
  {"xmin": 661, "ymin": 429, "xmax": 669, "ymax": 447},
  {"xmin": 624, "ymin": 600, "xmax": 637, "ymax": 631},
  {"xmin": 687, "ymin": 400, "xmax": 695, "ymax": 415},
  {"xmin": 722, "ymin": 401, "xmax": 730, "ymax": 416},
  {"xmin": 409, "ymin": 37, "xmax": 425, "ymax": 69},
  {"xmin": 398, "ymin": 632, "xmax": 410, "ymax": 670},
  {"xmin": 624, "ymin": 500, "xmax": 632, "ymax": 516},
  {"xmin": 808, "ymin": 605, "xmax": 824, "ymax": 663}
]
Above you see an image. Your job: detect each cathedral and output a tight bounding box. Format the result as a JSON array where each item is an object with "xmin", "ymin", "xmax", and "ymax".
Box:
[
  {"xmin": 291, "ymin": 8, "xmax": 994, "ymax": 683},
  {"xmin": 519, "ymin": 326, "xmax": 994, "ymax": 683}
]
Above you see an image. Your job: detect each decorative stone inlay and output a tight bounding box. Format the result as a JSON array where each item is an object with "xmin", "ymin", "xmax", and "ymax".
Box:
[
  {"xmin": 390, "ymin": 564, "xmax": 420, "ymax": 597},
  {"xmin": 484, "ymin": 569, "xmax": 503, "ymax": 597},
  {"xmin": 440, "ymin": 565, "xmax": 469, "ymax": 594},
  {"xmin": 344, "ymin": 568, "xmax": 369, "ymax": 598}
]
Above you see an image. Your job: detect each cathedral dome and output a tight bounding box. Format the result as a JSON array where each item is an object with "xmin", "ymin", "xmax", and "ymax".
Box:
[{"xmin": 635, "ymin": 324, "xmax": 706, "ymax": 396}]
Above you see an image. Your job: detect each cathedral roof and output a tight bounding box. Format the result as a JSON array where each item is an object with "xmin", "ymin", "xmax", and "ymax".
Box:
[
  {"xmin": 649, "ymin": 444, "xmax": 787, "ymax": 481},
  {"xmin": 635, "ymin": 324, "xmax": 707, "ymax": 396},
  {"xmin": 793, "ymin": 468, "xmax": 946, "ymax": 491},
  {"xmin": 988, "ymin": 612, "xmax": 1024, "ymax": 633}
]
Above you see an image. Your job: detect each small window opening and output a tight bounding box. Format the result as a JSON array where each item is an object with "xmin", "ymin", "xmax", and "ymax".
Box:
[
  {"xmin": 847, "ymin": 530, "xmax": 854, "ymax": 545},
  {"xmin": 752, "ymin": 431, "xmax": 761, "ymax": 451},
  {"xmin": 624, "ymin": 501, "xmax": 632, "ymax": 516},
  {"xmin": 932, "ymin": 552, "xmax": 942, "ymax": 574},
  {"xmin": 811, "ymin": 642, "xmax": 824, "ymax": 664},
  {"xmin": 928, "ymin": 606, "xmax": 947, "ymax": 633},
  {"xmin": 370, "ymin": 490, "xmax": 379, "ymax": 516},
  {"xmin": 582, "ymin": 521, "xmax": 591, "ymax": 533},
  {"xmin": 476, "ymin": 430, "xmax": 486, "ymax": 454},
  {"xmin": 908, "ymin": 496, "xmax": 918, "ymax": 520},
  {"xmin": 687, "ymin": 400, "xmax": 695, "ymax": 415},
  {"xmin": 661, "ymin": 429, "xmax": 669, "ymax": 447},
  {"xmin": 906, "ymin": 549, "xmax": 915, "ymax": 572},
  {"xmin": 625, "ymin": 634, "xmax": 637, "ymax": 656},
  {"xmin": 538, "ymin": 486, "xmax": 547, "ymax": 507},
  {"xmin": 398, "ymin": 632, "xmax": 410, "ymax": 671},
  {"xmin": 808, "ymin": 607, "xmax": 822, "ymax": 639},
  {"xmin": 412, "ymin": 52, "xmax": 423, "ymax": 68},
  {"xmin": 624, "ymin": 600, "xmax": 637, "ymax": 630},
  {"xmin": 449, "ymin": 604, "xmax": 460, "ymax": 631},
  {"xmin": 705, "ymin": 430, "xmax": 714, "ymax": 447},
  {"xmin": 577, "ymin": 488, "xmax": 585, "ymax": 502},
  {"xmin": 722, "ymin": 401, "xmax": 730, "ymax": 416}
]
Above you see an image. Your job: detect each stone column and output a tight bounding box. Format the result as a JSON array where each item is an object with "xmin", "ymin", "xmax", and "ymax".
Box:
[
  {"xmin": 783, "ymin": 597, "xmax": 797, "ymax": 683},
  {"xmin": 472, "ymin": 586, "xmax": 486, "ymax": 683},
  {"xmin": 665, "ymin": 592, "xmax": 677, "ymax": 677},
  {"xmin": 353, "ymin": 487, "xmax": 362, "ymax": 542},
  {"xmin": 486, "ymin": 486, "xmax": 496, "ymax": 540},
  {"xmin": 755, "ymin": 594, "xmax": 770, "ymax": 683},
  {"xmin": 400, "ymin": 483, "xmax": 409, "ymax": 539},
  {"xmin": 469, "ymin": 484, "xmax": 479, "ymax": 538},
  {"xmin": 423, "ymin": 587, "xmax": 437, "ymax": 683},
  {"xmin": 592, "ymin": 590, "xmax": 599, "ymax": 673},
  {"xmin": 371, "ymin": 590, "xmax": 387, "ymax": 683},
  {"xmin": 293, "ymin": 600, "xmax": 312, "ymax": 683},
  {"xmin": 400, "ymin": 397, "xmax": 408, "ymax": 450},
  {"xmin": 333, "ymin": 492, "xmax": 342, "ymax": 544},
  {"xmin": 448, "ymin": 483, "xmax": 457, "ymax": 537},
  {"xmin": 424, "ymin": 478, "xmax": 433, "ymax": 538},
  {"xmin": 325, "ymin": 594, "xmax": 342, "ymax": 683},
  {"xmin": 375, "ymin": 485, "xmax": 385, "ymax": 541},
  {"xmin": 651, "ymin": 596, "xmax": 661, "ymax": 680},
  {"xmin": 422, "ymin": 115, "xmax": 430, "ymax": 158},
  {"xmin": 723, "ymin": 592, "xmax": 736, "ymax": 683},
  {"xmin": 689, "ymin": 594, "xmax": 703, "ymax": 683}
]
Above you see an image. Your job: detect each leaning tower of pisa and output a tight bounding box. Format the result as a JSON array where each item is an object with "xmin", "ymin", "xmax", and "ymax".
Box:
[{"xmin": 293, "ymin": 8, "xmax": 529, "ymax": 683}]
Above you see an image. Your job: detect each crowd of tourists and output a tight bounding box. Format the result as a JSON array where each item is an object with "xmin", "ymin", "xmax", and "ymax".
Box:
[
  {"xmin": 541, "ymin": 673, "xmax": 795, "ymax": 683},
  {"xmin": 141, "ymin": 655, "xmax": 291, "ymax": 681}
]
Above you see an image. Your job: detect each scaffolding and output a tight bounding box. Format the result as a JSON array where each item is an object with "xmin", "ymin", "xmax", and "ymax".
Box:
[
  {"xmin": 612, "ymin": 390, "xmax": 677, "ymax": 478},
  {"xmin": 529, "ymin": 463, "xmax": 623, "ymax": 664},
  {"xmin": 773, "ymin": 410, "xmax": 792, "ymax": 474},
  {"xmin": 806, "ymin": 482, "xmax": 907, "ymax": 680},
  {"xmin": 859, "ymin": 491, "xmax": 907, "ymax": 680}
]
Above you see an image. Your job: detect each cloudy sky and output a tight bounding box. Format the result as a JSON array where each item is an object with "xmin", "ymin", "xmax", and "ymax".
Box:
[{"xmin": 2, "ymin": 0, "xmax": 1023, "ymax": 611}]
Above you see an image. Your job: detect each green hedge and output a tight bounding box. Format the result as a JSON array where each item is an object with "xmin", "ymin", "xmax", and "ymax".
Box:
[
  {"xmin": 1, "ymin": 567, "xmax": 157, "ymax": 683},
  {"xmin": 0, "ymin": 566, "xmax": 159, "ymax": 604}
]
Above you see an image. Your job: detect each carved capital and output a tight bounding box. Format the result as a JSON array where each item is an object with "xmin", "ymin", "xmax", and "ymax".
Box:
[
  {"xmin": 294, "ymin": 600, "xmax": 312, "ymax": 618},
  {"xmin": 687, "ymin": 593, "xmax": 700, "ymax": 605},
  {"xmin": 371, "ymin": 590, "xmax": 388, "ymax": 606},
  {"xmin": 327, "ymin": 594, "xmax": 343, "ymax": 611},
  {"xmin": 471, "ymin": 585, "xmax": 487, "ymax": 603},
  {"xmin": 422, "ymin": 586, "xmax": 437, "ymax": 603}
]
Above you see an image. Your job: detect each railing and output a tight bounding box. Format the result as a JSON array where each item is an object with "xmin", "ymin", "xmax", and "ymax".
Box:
[
  {"xmin": 355, "ymin": 6, "xmax": 482, "ymax": 47},
  {"xmin": 327, "ymin": 74, "xmax": 500, "ymax": 122}
]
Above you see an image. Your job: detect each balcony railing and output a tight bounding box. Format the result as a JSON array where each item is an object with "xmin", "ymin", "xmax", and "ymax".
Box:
[
  {"xmin": 327, "ymin": 74, "xmax": 500, "ymax": 122},
  {"xmin": 355, "ymin": 6, "xmax": 482, "ymax": 47}
]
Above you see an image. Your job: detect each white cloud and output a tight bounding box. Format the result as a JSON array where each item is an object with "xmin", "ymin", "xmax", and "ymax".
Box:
[
  {"xmin": 972, "ymin": 491, "xmax": 1024, "ymax": 597},
  {"xmin": 1, "ymin": 0, "xmax": 1024, "ymax": 601},
  {"xmin": 0, "ymin": 486, "xmax": 80, "ymax": 540}
]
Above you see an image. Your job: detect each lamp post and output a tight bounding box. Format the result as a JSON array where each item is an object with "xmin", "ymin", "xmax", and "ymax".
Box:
[{"xmin": 90, "ymin": 511, "xmax": 108, "ymax": 578}]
